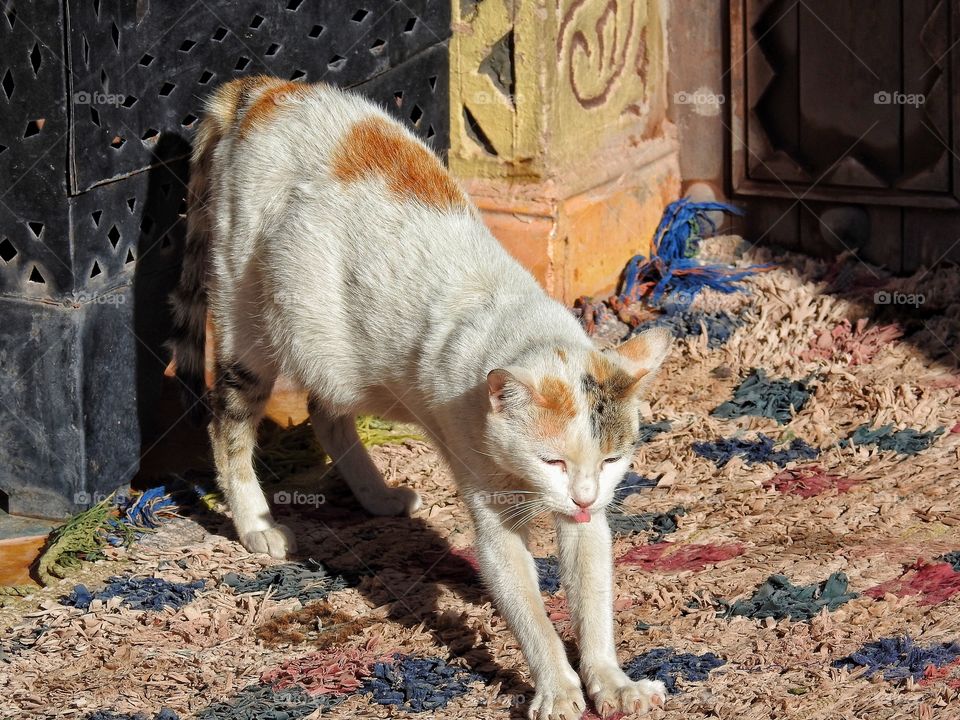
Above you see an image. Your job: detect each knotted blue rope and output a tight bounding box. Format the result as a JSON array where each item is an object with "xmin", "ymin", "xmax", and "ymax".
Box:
[
  {"xmin": 105, "ymin": 487, "xmax": 177, "ymax": 546},
  {"xmin": 618, "ymin": 198, "xmax": 764, "ymax": 309}
]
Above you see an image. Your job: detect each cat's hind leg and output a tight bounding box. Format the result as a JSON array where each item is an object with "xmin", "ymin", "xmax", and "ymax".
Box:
[
  {"xmin": 307, "ymin": 397, "xmax": 421, "ymax": 516},
  {"xmin": 209, "ymin": 361, "xmax": 296, "ymax": 558}
]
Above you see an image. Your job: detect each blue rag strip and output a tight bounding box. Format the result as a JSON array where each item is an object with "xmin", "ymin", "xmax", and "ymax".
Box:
[
  {"xmin": 722, "ymin": 573, "xmax": 858, "ymax": 621},
  {"xmin": 361, "ymin": 655, "xmax": 484, "ymax": 712},
  {"xmin": 618, "ymin": 199, "xmax": 758, "ymax": 310},
  {"xmin": 834, "ymin": 636, "xmax": 960, "ymax": 683},
  {"xmin": 195, "ymin": 683, "xmax": 341, "ymax": 720},
  {"xmin": 632, "ymin": 307, "xmax": 747, "ymax": 348},
  {"xmin": 839, "ymin": 424, "xmax": 944, "ymax": 455},
  {"xmin": 64, "ymin": 577, "xmax": 206, "ymax": 611},
  {"xmin": 85, "ymin": 710, "xmax": 180, "ymax": 720},
  {"xmin": 613, "ymin": 472, "xmax": 658, "ymax": 503},
  {"xmin": 607, "ymin": 507, "xmax": 686, "ymax": 541},
  {"xmin": 535, "ymin": 556, "xmax": 561, "ymax": 594},
  {"xmin": 712, "ymin": 369, "xmax": 814, "ymax": 425},
  {"xmin": 693, "ymin": 434, "xmax": 819, "ymax": 468},
  {"xmin": 624, "ymin": 647, "xmax": 725, "ymax": 694},
  {"xmin": 106, "ymin": 487, "xmax": 177, "ymax": 546},
  {"xmin": 638, "ymin": 420, "xmax": 673, "ymax": 443},
  {"xmin": 939, "ymin": 551, "xmax": 960, "ymax": 572},
  {"xmin": 222, "ymin": 559, "xmax": 347, "ymax": 602}
]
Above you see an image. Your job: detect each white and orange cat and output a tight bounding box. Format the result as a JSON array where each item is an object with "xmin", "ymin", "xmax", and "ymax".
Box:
[{"xmin": 170, "ymin": 76, "xmax": 671, "ymax": 719}]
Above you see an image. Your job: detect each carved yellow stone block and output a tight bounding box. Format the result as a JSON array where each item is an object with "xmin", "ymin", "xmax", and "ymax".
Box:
[
  {"xmin": 451, "ymin": 0, "xmax": 670, "ymax": 179},
  {"xmin": 450, "ymin": 0, "xmax": 680, "ymax": 302}
]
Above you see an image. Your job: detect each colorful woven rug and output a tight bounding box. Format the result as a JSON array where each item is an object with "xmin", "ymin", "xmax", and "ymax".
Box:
[{"xmin": 2, "ymin": 238, "xmax": 959, "ymax": 719}]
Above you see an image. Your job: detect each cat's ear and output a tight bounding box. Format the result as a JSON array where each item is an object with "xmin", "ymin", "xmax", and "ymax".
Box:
[
  {"xmin": 487, "ymin": 367, "xmax": 542, "ymax": 413},
  {"xmin": 607, "ymin": 327, "xmax": 672, "ymax": 392}
]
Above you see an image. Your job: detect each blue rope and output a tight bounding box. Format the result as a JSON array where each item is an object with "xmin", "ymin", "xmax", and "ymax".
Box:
[
  {"xmin": 123, "ymin": 486, "xmax": 176, "ymax": 528},
  {"xmin": 106, "ymin": 486, "xmax": 177, "ymax": 546},
  {"xmin": 618, "ymin": 198, "xmax": 765, "ymax": 309}
]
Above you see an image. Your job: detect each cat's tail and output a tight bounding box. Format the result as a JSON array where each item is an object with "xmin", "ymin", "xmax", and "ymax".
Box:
[
  {"xmin": 167, "ymin": 83, "xmax": 239, "ymax": 422},
  {"xmin": 169, "ymin": 77, "xmax": 290, "ymax": 420}
]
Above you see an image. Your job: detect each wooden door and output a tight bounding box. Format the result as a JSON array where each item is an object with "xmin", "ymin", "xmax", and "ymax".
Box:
[{"xmin": 728, "ymin": 0, "xmax": 960, "ymax": 271}]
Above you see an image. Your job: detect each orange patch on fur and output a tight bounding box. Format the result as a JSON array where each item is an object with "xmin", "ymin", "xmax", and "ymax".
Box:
[
  {"xmin": 591, "ymin": 349, "xmax": 647, "ymax": 388},
  {"xmin": 539, "ymin": 376, "xmax": 576, "ymax": 420},
  {"xmin": 534, "ymin": 376, "xmax": 576, "ymax": 435},
  {"xmin": 616, "ymin": 334, "xmax": 656, "ymax": 366},
  {"xmin": 332, "ymin": 117, "xmax": 467, "ymax": 210},
  {"xmin": 237, "ymin": 80, "xmax": 309, "ymax": 137},
  {"xmin": 206, "ymin": 75, "xmax": 281, "ymax": 130},
  {"xmin": 555, "ymin": 348, "xmax": 568, "ymax": 362},
  {"xmin": 588, "ymin": 352, "xmax": 617, "ymax": 383}
]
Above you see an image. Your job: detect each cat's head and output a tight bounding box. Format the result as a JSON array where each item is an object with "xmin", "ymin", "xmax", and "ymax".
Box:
[{"xmin": 483, "ymin": 327, "xmax": 672, "ymax": 523}]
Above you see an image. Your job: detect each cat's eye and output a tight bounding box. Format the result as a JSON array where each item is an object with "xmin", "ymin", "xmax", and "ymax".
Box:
[
  {"xmin": 603, "ymin": 456, "xmax": 622, "ymax": 465},
  {"xmin": 542, "ymin": 458, "xmax": 566, "ymax": 471}
]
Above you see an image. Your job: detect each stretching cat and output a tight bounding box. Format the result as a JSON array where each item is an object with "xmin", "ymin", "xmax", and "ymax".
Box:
[{"xmin": 169, "ymin": 76, "xmax": 671, "ymax": 719}]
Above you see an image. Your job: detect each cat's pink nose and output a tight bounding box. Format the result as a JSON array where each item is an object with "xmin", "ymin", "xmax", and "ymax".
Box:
[{"xmin": 572, "ymin": 496, "xmax": 594, "ymax": 509}]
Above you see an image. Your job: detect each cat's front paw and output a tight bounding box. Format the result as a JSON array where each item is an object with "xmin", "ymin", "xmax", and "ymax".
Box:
[
  {"xmin": 527, "ymin": 679, "xmax": 586, "ymax": 720},
  {"xmin": 584, "ymin": 665, "xmax": 665, "ymax": 716},
  {"xmin": 240, "ymin": 524, "xmax": 297, "ymax": 559}
]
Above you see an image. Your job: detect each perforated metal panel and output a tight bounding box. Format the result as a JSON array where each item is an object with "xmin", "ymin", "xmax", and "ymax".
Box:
[
  {"xmin": 0, "ymin": 0, "xmax": 451, "ymax": 517},
  {"xmin": 0, "ymin": 0, "xmax": 72, "ymax": 299},
  {"xmin": 67, "ymin": 0, "xmax": 450, "ymax": 191},
  {"xmin": 0, "ymin": 0, "xmax": 450, "ymax": 302}
]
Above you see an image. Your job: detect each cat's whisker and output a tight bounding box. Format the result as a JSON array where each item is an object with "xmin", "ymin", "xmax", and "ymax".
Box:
[
  {"xmin": 495, "ymin": 493, "xmax": 540, "ymax": 506},
  {"xmin": 498, "ymin": 503, "xmax": 537, "ymax": 520},
  {"xmin": 498, "ymin": 500, "xmax": 539, "ymax": 523},
  {"xmin": 505, "ymin": 501, "xmax": 549, "ymax": 532},
  {"xmin": 499, "ymin": 500, "xmax": 547, "ymax": 528},
  {"xmin": 508, "ymin": 506, "xmax": 548, "ymax": 533}
]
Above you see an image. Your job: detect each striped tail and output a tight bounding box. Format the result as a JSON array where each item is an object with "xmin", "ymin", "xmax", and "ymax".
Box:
[
  {"xmin": 167, "ymin": 76, "xmax": 302, "ymax": 421},
  {"xmin": 167, "ymin": 80, "xmax": 248, "ymax": 421},
  {"xmin": 167, "ymin": 118, "xmax": 215, "ymax": 421}
]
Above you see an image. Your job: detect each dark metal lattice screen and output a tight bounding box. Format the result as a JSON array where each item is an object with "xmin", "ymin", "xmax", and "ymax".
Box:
[{"xmin": 0, "ymin": 0, "xmax": 450, "ymax": 516}]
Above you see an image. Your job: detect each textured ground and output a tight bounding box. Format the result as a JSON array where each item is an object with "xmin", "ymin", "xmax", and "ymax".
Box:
[{"xmin": 2, "ymin": 238, "xmax": 960, "ymax": 720}]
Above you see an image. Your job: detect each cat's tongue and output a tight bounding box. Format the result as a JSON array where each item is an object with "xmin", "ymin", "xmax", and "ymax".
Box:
[{"xmin": 573, "ymin": 509, "xmax": 592, "ymax": 523}]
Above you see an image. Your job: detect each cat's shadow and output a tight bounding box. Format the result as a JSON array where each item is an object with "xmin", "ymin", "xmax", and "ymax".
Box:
[{"xmin": 187, "ymin": 466, "xmax": 534, "ymax": 719}]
